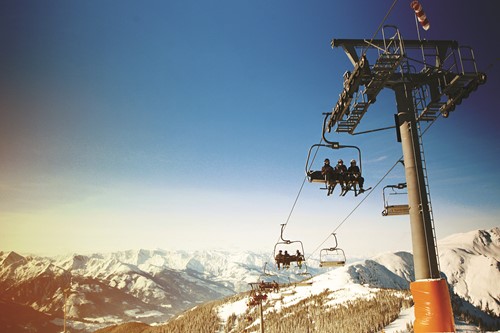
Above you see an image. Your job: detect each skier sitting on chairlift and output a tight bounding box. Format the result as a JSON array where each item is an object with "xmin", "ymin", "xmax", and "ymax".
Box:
[
  {"xmin": 335, "ymin": 159, "xmax": 348, "ymax": 191},
  {"xmin": 283, "ymin": 251, "xmax": 291, "ymax": 269},
  {"xmin": 275, "ymin": 250, "xmax": 284, "ymax": 270},
  {"xmin": 322, "ymin": 159, "xmax": 336, "ymax": 195},
  {"xmin": 295, "ymin": 250, "xmax": 303, "ymax": 269},
  {"xmin": 347, "ymin": 159, "xmax": 365, "ymax": 193}
]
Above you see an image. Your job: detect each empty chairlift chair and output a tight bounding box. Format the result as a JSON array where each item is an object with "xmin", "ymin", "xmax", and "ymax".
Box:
[
  {"xmin": 382, "ymin": 182, "xmax": 410, "ymax": 216},
  {"xmin": 319, "ymin": 233, "xmax": 347, "ymax": 268}
]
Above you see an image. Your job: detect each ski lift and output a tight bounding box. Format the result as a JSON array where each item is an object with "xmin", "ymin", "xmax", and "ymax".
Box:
[
  {"xmin": 305, "ymin": 137, "xmax": 366, "ymax": 197},
  {"xmin": 294, "ymin": 272, "xmax": 313, "ymax": 286},
  {"xmin": 273, "ymin": 224, "xmax": 308, "ymax": 273},
  {"xmin": 382, "ymin": 183, "xmax": 410, "ymax": 216},
  {"xmin": 257, "ymin": 279, "xmax": 280, "ymax": 293},
  {"xmin": 257, "ymin": 262, "xmax": 281, "ymax": 292},
  {"xmin": 319, "ymin": 233, "xmax": 347, "ymax": 267},
  {"xmin": 259, "ymin": 262, "xmax": 276, "ymax": 279},
  {"xmin": 247, "ymin": 283, "xmax": 268, "ymax": 307}
]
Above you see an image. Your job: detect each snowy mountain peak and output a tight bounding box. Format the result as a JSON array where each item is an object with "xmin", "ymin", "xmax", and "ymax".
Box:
[
  {"xmin": 345, "ymin": 251, "xmax": 415, "ymax": 289},
  {"xmin": 66, "ymin": 254, "xmax": 90, "ymax": 271},
  {"xmin": 0, "ymin": 251, "xmax": 26, "ymax": 267},
  {"xmin": 438, "ymin": 227, "xmax": 500, "ymax": 316},
  {"xmin": 439, "ymin": 227, "xmax": 500, "ymax": 259},
  {"xmin": 473, "ymin": 228, "xmax": 500, "ymax": 257}
]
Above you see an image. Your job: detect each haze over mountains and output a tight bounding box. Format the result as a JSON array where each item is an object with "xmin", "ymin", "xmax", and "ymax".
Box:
[{"xmin": 0, "ymin": 227, "xmax": 498, "ymax": 333}]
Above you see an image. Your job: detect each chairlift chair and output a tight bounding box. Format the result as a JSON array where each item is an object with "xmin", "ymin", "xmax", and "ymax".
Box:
[
  {"xmin": 305, "ymin": 136, "xmax": 365, "ymax": 197},
  {"xmin": 257, "ymin": 262, "xmax": 281, "ymax": 292},
  {"xmin": 294, "ymin": 272, "xmax": 314, "ymax": 286},
  {"xmin": 273, "ymin": 224, "xmax": 308, "ymax": 273},
  {"xmin": 247, "ymin": 282, "xmax": 268, "ymax": 307},
  {"xmin": 259, "ymin": 262, "xmax": 278, "ymax": 279},
  {"xmin": 382, "ymin": 183, "xmax": 410, "ymax": 216},
  {"xmin": 319, "ymin": 233, "xmax": 347, "ymax": 267}
]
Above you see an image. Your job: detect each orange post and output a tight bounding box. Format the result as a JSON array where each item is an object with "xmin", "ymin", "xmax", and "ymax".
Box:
[{"xmin": 410, "ymin": 278, "xmax": 455, "ymax": 332}]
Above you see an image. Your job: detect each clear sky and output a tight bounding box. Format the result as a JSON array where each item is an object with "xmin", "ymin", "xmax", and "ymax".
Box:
[{"xmin": 1, "ymin": 0, "xmax": 499, "ymax": 258}]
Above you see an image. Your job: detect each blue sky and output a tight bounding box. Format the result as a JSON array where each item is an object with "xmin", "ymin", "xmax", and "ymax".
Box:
[{"xmin": 1, "ymin": 0, "xmax": 499, "ymax": 258}]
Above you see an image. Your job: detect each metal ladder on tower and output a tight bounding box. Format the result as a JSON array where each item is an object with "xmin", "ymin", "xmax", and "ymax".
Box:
[{"xmin": 414, "ymin": 117, "xmax": 441, "ymax": 271}]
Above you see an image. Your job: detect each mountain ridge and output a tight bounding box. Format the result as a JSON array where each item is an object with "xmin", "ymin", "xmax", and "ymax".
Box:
[
  {"xmin": 0, "ymin": 227, "xmax": 498, "ymax": 332},
  {"xmin": 0, "ymin": 248, "xmax": 274, "ymax": 332}
]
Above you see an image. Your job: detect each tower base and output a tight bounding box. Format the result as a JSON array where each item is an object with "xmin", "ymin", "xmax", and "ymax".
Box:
[{"xmin": 410, "ymin": 278, "xmax": 455, "ymax": 333}]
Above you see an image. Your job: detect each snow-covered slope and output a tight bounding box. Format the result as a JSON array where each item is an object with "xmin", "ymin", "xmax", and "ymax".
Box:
[
  {"xmin": 215, "ymin": 235, "xmax": 499, "ymax": 333},
  {"xmin": 438, "ymin": 227, "xmax": 500, "ymax": 316},
  {"xmin": 214, "ymin": 251, "xmax": 417, "ymax": 332}
]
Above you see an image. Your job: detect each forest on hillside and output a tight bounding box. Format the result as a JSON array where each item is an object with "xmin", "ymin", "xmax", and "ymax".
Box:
[{"xmin": 95, "ymin": 289, "xmax": 414, "ymax": 333}]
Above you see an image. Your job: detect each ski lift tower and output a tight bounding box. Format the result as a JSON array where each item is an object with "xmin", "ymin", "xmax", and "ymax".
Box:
[{"xmin": 326, "ymin": 26, "xmax": 486, "ymax": 332}]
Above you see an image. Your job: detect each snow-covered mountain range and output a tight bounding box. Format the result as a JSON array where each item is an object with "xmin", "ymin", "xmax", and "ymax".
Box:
[
  {"xmin": 1, "ymin": 227, "xmax": 498, "ymax": 333},
  {"xmin": 0, "ymin": 248, "xmax": 279, "ymax": 332}
]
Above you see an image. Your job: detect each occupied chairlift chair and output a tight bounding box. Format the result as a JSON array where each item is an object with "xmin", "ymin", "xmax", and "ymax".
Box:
[
  {"xmin": 319, "ymin": 233, "xmax": 347, "ymax": 268},
  {"xmin": 274, "ymin": 224, "xmax": 312, "ymax": 286},
  {"xmin": 274, "ymin": 224, "xmax": 307, "ymax": 271},
  {"xmin": 305, "ymin": 140, "xmax": 364, "ymax": 197},
  {"xmin": 382, "ymin": 183, "xmax": 410, "ymax": 216},
  {"xmin": 247, "ymin": 282, "xmax": 268, "ymax": 307},
  {"xmin": 257, "ymin": 262, "xmax": 282, "ymax": 291}
]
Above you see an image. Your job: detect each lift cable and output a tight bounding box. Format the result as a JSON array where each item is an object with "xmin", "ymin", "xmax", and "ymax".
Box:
[
  {"xmin": 306, "ymin": 113, "xmax": 441, "ymax": 261},
  {"xmin": 282, "ymin": 137, "xmax": 323, "ymax": 231},
  {"xmin": 278, "ymin": 0, "xmax": 401, "ymax": 264},
  {"xmin": 307, "ymin": 158, "xmax": 401, "ymax": 261},
  {"xmin": 271, "ymin": 0, "xmax": 419, "ymax": 270},
  {"xmin": 269, "ymin": 136, "xmax": 324, "ymax": 266}
]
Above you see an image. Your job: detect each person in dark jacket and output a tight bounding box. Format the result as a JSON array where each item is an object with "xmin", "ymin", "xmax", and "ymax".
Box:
[
  {"xmin": 322, "ymin": 159, "xmax": 337, "ymax": 195},
  {"xmin": 335, "ymin": 159, "xmax": 348, "ymax": 190},
  {"xmin": 275, "ymin": 250, "xmax": 284, "ymax": 270},
  {"xmin": 283, "ymin": 251, "xmax": 291, "ymax": 269},
  {"xmin": 347, "ymin": 159, "xmax": 365, "ymax": 192},
  {"xmin": 295, "ymin": 250, "xmax": 303, "ymax": 269}
]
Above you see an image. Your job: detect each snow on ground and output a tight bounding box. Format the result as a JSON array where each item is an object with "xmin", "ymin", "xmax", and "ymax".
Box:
[
  {"xmin": 217, "ymin": 298, "xmax": 249, "ymax": 322},
  {"xmin": 214, "ymin": 245, "xmax": 500, "ymax": 333},
  {"xmin": 438, "ymin": 228, "xmax": 500, "ymax": 317},
  {"xmin": 82, "ymin": 315, "xmax": 122, "ymax": 324},
  {"xmin": 383, "ymin": 307, "xmax": 414, "ymax": 333},
  {"xmin": 124, "ymin": 309, "xmax": 165, "ymax": 318},
  {"xmin": 455, "ymin": 320, "xmax": 500, "ymax": 333},
  {"xmin": 382, "ymin": 307, "xmax": 500, "ymax": 333}
]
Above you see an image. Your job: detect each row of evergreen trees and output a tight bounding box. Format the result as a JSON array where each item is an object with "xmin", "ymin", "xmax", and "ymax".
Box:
[
  {"xmin": 450, "ymin": 290, "xmax": 500, "ymax": 332},
  {"xmin": 115, "ymin": 288, "xmax": 413, "ymax": 333},
  {"xmin": 231, "ymin": 289, "xmax": 413, "ymax": 333}
]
